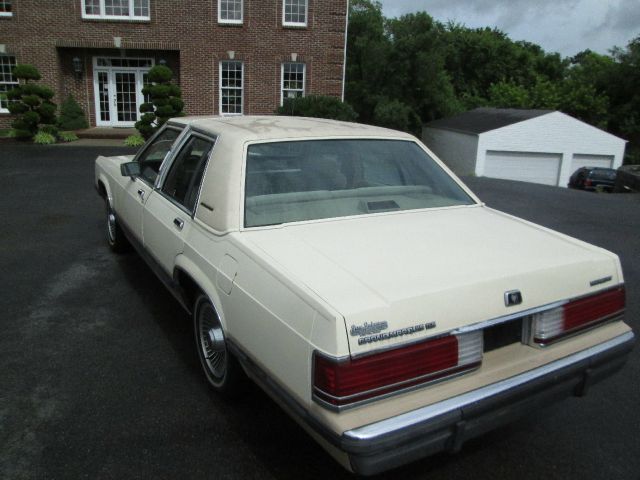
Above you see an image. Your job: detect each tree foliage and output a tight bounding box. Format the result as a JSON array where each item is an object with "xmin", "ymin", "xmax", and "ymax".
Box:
[
  {"xmin": 135, "ymin": 65, "xmax": 184, "ymax": 139},
  {"xmin": 6, "ymin": 64, "xmax": 56, "ymax": 139},
  {"xmin": 58, "ymin": 95, "xmax": 89, "ymax": 130},
  {"xmin": 345, "ymin": 2, "xmax": 640, "ymax": 161}
]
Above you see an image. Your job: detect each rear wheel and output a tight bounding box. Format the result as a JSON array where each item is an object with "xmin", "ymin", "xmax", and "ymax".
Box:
[
  {"xmin": 194, "ymin": 294, "xmax": 244, "ymax": 394},
  {"xmin": 106, "ymin": 201, "xmax": 130, "ymax": 253}
]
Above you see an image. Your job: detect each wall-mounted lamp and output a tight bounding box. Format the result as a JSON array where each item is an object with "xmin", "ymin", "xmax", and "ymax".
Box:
[
  {"xmin": 158, "ymin": 58, "xmax": 167, "ymax": 66},
  {"xmin": 72, "ymin": 56, "xmax": 83, "ymax": 79}
]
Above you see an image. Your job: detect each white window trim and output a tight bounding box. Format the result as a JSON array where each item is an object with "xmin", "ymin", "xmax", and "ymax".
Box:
[
  {"xmin": 282, "ymin": 0, "xmax": 308, "ymax": 27},
  {"xmin": 280, "ymin": 62, "xmax": 305, "ymax": 106},
  {"xmin": 219, "ymin": 60, "xmax": 244, "ymax": 116},
  {"xmin": 0, "ymin": 54, "xmax": 17, "ymax": 114},
  {"xmin": 217, "ymin": 0, "xmax": 243, "ymax": 24},
  {"xmin": 81, "ymin": 0, "xmax": 150, "ymax": 21}
]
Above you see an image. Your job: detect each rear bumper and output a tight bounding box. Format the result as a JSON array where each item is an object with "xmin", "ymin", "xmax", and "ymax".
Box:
[{"xmin": 339, "ymin": 331, "xmax": 634, "ymax": 475}]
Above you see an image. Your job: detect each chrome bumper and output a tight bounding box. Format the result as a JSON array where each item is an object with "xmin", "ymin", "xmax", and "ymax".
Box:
[{"xmin": 340, "ymin": 331, "xmax": 635, "ymax": 475}]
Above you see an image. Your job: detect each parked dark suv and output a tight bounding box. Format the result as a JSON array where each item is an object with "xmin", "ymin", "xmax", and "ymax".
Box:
[{"xmin": 568, "ymin": 167, "xmax": 617, "ymax": 191}]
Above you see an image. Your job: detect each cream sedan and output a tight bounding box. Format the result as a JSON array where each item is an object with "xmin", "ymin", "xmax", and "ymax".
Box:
[{"xmin": 95, "ymin": 116, "xmax": 634, "ymax": 475}]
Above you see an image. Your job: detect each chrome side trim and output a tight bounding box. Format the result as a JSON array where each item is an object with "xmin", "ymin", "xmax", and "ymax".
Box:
[{"xmin": 343, "ymin": 331, "xmax": 635, "ymax": 442}]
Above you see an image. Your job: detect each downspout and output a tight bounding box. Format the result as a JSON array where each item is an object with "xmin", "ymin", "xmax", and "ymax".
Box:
[{"xmin": 341, "ymin": 0, "xmax": 349, "ymax": 102}]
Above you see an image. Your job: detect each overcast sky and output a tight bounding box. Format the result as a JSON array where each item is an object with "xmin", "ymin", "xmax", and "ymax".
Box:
[{"xmin": 379, "ymin": 0, "xmax": 640, "ymax": 57}]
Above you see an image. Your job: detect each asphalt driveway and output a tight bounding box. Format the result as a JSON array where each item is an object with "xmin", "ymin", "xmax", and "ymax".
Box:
[{"xmin": 1, "ymin": 144, "xmax": 638, "ymax": 479}]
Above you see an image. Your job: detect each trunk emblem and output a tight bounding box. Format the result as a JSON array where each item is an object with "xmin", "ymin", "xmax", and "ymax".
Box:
[{"xmin": 504, "ymin": 290, "xmax": 523, "ymax": 307}]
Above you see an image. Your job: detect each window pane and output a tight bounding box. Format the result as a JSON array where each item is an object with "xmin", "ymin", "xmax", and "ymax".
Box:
[
  {"xmin": 0, "ymin": 0, "xmax": 12, "ymax": 13},
  {"xmin": 162, "ymin": 136, "xmax": 214, "ymax": 210},
  {"xmin": 282, "ymin": 63, "xmax": 305, "ymax": 101},
  {"xmin": 244, "ymin": 140, "xmax": 474, "ymax": 227},
  {"xmin": 84, "ymin": 0, "xmax": 100, "ymax": 15},
  {"xmin": 137, "ymin": 128, "xmax": 182, "ymax": 184},
  {"xmin": 220, "ymin": 0, "xmax": 242, "ymax": 21},
  {"xmin": 133, "ymin": 0, "xmax": 149, "ymax": 17},
  {"xmin": 0, "ymin": 55, "xmax": 17, "ymax": 111},
  {"xmin": 284, "ymin": 0, "xmax": 306, "ymax": 24},
  {"xmin": 220, "ymin": 61, "xmax": 243, "ymax": 114},
  {"xmin": 105, "ymin": 0, "xmax": 129, "ymax": 16}
]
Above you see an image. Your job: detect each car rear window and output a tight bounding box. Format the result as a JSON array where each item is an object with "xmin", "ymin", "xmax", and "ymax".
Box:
[
  {"xmin": 590, "ymin": 169, "xmax": 616, "ymax": 180},
  {"xmin": 244, "ymin": 139, "xmax": 475, "ymax": 227}
]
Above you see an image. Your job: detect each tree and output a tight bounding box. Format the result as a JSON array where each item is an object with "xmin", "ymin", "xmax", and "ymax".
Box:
[
  {"xmin": 6, "ymin": 64, "xmax": 56, "ymax": 139},
  {"xmin": 135, "ymin": 65, "xmax": 184, "ymax": 139},
  {"xmin": 344, "ymin": 0, "xmax": 392, "ymax": 124},
  {"xmin": 57, "ymin": 95, "xmax": 89, "ymax": 130}
]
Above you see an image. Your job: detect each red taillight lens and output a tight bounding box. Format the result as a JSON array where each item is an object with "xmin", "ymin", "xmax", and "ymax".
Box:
[
  {"xmin": 532, "ymin": 286, "xmax": 625, "ymax": 345},
  {"xmin": 313, "ymin": 332, "xmax": 482, "ymax": 408}
]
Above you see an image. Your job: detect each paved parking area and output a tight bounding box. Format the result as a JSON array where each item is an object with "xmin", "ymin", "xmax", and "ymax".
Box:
[{"xmin": 1, "ymin": 144, "xmax": 638, "ymax": 479}]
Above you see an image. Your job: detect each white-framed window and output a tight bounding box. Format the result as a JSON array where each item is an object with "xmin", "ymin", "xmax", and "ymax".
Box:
[
  {"xmin": 0, "ymin": 0, "xmax": 12, "ymax": 17},
  {"xmin": 283, "ymin": 0, "xmax": 307, "ymax": 26},
  {"xmin": 82, "ymin": 0, "xmax": 150, "ymax": 20},
  {"xmin": 281, "ymin": 63, "xmax": 305, "ymax": 105},
  {"xmin": 220, "ymin": 60, "xmax": 243, "ymax": 115},
  {"xmin": 218, "ymin": 0, "xmax": 242, "ymax": 24},
  {"xmin": 0, "ymin": 54, "xmax": 17, "ymax": 113}
]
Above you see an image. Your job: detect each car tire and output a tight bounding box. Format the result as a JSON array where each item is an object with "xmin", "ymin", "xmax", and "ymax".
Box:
[
  {"xmin": 193, "ymin": 294, "xmax": 244, "ymax": 395},
  {"xmin": 106, "ymin": 200, "xmax": 130, "ymax": 253}
]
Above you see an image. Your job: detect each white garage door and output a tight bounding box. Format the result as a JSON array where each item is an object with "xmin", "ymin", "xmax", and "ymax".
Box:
[
  {"xmin": 570, "ymin": 154, "xmax": 613, "ymax": 173},
  {"xmin": 483, "ymin": 151, "xmax": 562, "ymax": 186}
]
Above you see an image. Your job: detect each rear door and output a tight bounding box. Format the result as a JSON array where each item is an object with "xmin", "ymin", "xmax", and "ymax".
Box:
[{"xmin": 143, "ymin": 133, "xmax": 216, "ymax": 274}]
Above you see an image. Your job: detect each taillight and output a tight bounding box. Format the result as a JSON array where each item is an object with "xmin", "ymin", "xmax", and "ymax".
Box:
[
  {"xmin": 585, "ymin": 179, "xmax": 593, "ymax": 186},
  {"xmin": 313, "ymin": 331, "xmax": 482, "ymax": 408},
  {"xmin": 532, "ymin": 286, "xmax": 625, "ymax": 346}
]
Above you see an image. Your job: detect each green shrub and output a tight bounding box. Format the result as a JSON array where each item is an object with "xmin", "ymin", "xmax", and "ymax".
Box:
[
  {"xmin": 33, "ymin": 131, "xmax": 57, "ymax": 144},
  {"xmin": 135, "ymin": 65, "xmax": 184, "ymax": 139},
  {"xmin": 39, "ymin": 124, "xmax": 59, "ymax": 136},
  {"xmin": 6, "ymin": 64, "xmax": 57, "ymax": 139},
  {"xmin": 58, "ymin": 95, "xmax": 89, "ymax": 130},
  {"xmin": 58, "ymin": 131, "xmax": 79, "ymax": 142},
  {"xmin": 124, "ymin": 134, "xmax": 146, "ymax": 147},
  {"xmin": 277, "ymin": 95, "xmax": 358, "ymax": 122},
  {"xmin": 12, "ymin": 64, "xmax": 41, "ymax": 81},
  {"xmin": 373, "ymin": 98, "xmax": 421, "ymax": 134}
]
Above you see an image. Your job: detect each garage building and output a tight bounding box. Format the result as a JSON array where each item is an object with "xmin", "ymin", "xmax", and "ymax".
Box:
[{"xmin": 422, "ymin": 108, "xmax": 626, "ymax": 187}]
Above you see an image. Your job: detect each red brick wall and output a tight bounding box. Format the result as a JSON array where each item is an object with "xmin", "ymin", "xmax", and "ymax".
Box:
[{"xmin": 0, "ymin": 0, "xmax": 347, "ymax": 127}]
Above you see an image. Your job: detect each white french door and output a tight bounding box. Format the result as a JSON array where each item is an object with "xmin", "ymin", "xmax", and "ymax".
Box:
[{"xmin": 93, "ymin": 57, "xmax": 153, "ymax": 127}]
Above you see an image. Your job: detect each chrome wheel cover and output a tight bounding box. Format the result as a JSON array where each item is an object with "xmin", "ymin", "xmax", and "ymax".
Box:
[
  {"xmin": 198, "ymin": 302, "xmax": 227, "ymax": 381},
  {"xmin": 107, "ymin": 205, "xmax": 117, "ymax": 244}
]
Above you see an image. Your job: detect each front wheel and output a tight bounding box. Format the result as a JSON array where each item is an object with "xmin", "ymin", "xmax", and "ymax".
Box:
[
  {"xmin": 106, "ymin": 201, "xmax": 130, "ymax": 253},
  {"xmin": 193, "ymin": 294, "xmax": 244, "ymax": 394}
]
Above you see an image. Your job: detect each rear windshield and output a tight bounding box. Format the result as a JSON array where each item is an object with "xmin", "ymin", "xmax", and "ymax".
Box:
[
  {"xmin": 244, "ymin": 139, "xmax": 474, "ymax": 227},
  {"xmin": 590, "ymin": 169, "xmax": 616, "ymax": 180}
]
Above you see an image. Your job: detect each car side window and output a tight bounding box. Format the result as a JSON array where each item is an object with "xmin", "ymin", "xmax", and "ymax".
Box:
[
  {"xmin": 136, "ymin": 128, "xmax": 182, "ymax": 184},
  {"xmin": 161, "ymin": 136, "xmax": 215, "ymax": 212}
]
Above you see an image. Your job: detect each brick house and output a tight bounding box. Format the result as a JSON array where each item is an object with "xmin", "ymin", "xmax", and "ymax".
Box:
[{"xmin": 0, "ymin": 0, "xmax": 348, "ymax": 129}]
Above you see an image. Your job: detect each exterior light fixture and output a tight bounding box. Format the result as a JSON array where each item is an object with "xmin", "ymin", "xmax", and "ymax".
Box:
[
  {"xmin": 72, "ymin": 56, "xmax": 83, "ymax": 78},
  {"xmin": 159, "ymin": 58, "xmax": 167, "ymax": 66}
]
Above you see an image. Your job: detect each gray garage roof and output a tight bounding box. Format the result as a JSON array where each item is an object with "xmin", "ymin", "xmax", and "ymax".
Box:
[{"xmin": 425, "ymin": 108, "xmax": 553, "ymax": 135}]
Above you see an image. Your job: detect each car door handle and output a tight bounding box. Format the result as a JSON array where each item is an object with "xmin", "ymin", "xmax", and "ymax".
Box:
[
  {"xmin": 137, "ymin": 189, "xmax": 145, "ymax": 201},
  {"xmin": 173, "ymin": 217, "xmax": 184, "ymax": 231}
]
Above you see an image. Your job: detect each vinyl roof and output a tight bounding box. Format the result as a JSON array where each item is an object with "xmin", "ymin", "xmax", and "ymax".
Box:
[
  {"xmin": 170, "ymin": 115, "xmax": 414, "ymax": 142},
  {"xmin": 425, "ymin": 108, "xmax": 554, "ymax": 134}
]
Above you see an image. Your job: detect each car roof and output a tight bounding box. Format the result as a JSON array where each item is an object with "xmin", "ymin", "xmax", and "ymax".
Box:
[{"xmin": 169, "ymin": 115, "xmax": 415, "ymax": 142}]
